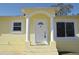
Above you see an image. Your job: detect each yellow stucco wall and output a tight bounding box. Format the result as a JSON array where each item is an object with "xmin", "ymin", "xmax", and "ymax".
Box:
[
  {"xmin": 54, "ymin": 16, "xmax": 79, "ymax": 52},
  {"xmin": 0, "ymin": 16, "xmax": 26, "ymax": 54}
]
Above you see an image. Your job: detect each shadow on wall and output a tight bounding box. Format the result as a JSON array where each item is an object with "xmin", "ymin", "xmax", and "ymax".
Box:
[{"xmin": 54, "ymin": 35, "xmax": 79, "ymax": 53}]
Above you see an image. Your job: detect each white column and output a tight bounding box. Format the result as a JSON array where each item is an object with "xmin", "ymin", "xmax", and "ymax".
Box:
[
  {"xmin": 51, "ymin": 14, "xmax": 55, "ymax": 42},
  {"xmin": 26, "ymin": 16, "xmax": 30, "ymax": 42}
]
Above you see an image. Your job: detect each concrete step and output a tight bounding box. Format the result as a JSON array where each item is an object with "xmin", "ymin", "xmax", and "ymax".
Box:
[{"xmin": 25, "ymin": 43, "xmax": 58, "ymax": 55}]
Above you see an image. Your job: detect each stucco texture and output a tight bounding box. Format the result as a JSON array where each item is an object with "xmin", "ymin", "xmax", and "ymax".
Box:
[
  {"xmin": 0, "ymin": 16, "xmax": 26, "ymax": 54},
  {"xmin": 54, "ymin": 16, "xmax": 79, "ymax": 53}
]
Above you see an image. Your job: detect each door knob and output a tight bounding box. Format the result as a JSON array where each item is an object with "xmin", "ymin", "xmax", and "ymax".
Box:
[{"xmin": 44, "ymin": 32, "xmax": 46, "ymax": 38}]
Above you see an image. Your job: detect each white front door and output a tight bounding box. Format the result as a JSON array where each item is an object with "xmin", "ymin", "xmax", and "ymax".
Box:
[{"xmin": 35, "ymin": 20, "xmax": 48, "ymax": 45}]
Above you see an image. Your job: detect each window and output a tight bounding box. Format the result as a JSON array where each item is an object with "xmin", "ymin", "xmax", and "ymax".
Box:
[
  {"xmin": 13, "ymin": 22, "xmax": 22, "ymax": 31},
  {"xmin": 56, "ymin": 22, "xmax": 75, "ymax": 37},
  {"xmin": 38, "ymin": 22, "xmax": 44, "ymax": 25},
  {"xmin": 66, "ymin": 23, "xmax": 75, "ymax": 37},
  {"xmin": 57, "ymin": 22, "xmax": 65, "ymax": 37}
]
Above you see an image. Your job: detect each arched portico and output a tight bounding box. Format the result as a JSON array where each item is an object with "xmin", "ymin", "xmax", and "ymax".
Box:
[
  {"xmin": 24, "ymin": 8, "xmax": 58, "ymax": 54},
  {"xmin": 26, "ymin": 11, "xmax": 55, "ymax": 46}
]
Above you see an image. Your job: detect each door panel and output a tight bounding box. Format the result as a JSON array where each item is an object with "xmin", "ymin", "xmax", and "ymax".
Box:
[{"xmin": 35, "ymin": 20, "xmax": 48, "ymax": 45}]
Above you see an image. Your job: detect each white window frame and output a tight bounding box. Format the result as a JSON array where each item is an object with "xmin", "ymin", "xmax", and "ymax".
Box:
[
  {"xmin": 54, "ymin": 19, "xmax": 77, "ymax": 40},
  {"xmin": 11, "ymin": 20, "xmax": 23, "ymax": 33},
  {"xmin": 56, "ymin": 22, "xmax": 75, "ymax": 37}
]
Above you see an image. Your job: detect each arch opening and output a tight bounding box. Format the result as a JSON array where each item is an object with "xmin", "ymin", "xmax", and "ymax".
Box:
[{"xmin": 29, "ymin": 13, "xmax": 51, "ymax": 45}]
